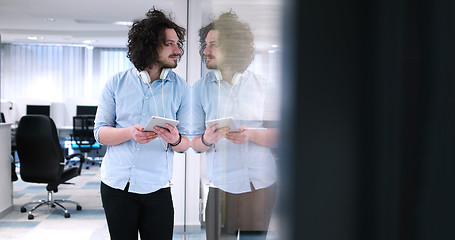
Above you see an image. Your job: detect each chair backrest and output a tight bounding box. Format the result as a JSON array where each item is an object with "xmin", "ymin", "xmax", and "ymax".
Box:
[
  {"xmin": 0, "ymin": 112, "xmax": 5, "ymax": 123},
  {"xmin": 16, "ymin": 115, "xmax": 63, "ymax": 184},
  {"xmin": 72, "ymin": 115, "xmax": 96, "ymax": 148}
]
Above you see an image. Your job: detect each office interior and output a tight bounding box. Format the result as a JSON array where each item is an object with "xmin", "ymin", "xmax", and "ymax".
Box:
[
  {"xmin": 2, "ymin": 0, "xmax": 455, "ymax": 240},
  {"xmin": 0, "ymin": 0, "xmax": 283, "ymax": 239}
]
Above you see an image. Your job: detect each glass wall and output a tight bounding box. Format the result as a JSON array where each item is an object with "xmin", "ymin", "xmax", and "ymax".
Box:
[
  {"xmin": 0, "ymin": 0, "xmax": 284, "ymax": 238},
  {"xmin": 0, "ymin": 44, "xmax": 133, "ymax": 125},
  {"xmin": 0, "ymin": 44, "xmax": 133, "ymax": 103},
  {"xmin": 191, "ymin": 1, "xmax": 283, "ymax": 239}
]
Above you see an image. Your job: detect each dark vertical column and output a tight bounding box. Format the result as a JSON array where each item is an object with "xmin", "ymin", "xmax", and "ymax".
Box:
[
  {"xmin": 281, "ymin": 0, "xmax": 368, "ymax": 239},
  {"xmin": 411, "ymin": 1, "xmax": 455, "ymax": 239},
  {"xmin": 280, "ymin": 0, "xmax": 455, "ymax": 240}
]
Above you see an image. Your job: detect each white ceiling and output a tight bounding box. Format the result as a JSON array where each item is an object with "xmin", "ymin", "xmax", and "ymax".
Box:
[
  {"xmin": 0, "ymin": 0, "xmax": 182, "ymax": 48},
  {"xmin": 0, "ymin": 0, "xmax": 283, "ymax": 50}
]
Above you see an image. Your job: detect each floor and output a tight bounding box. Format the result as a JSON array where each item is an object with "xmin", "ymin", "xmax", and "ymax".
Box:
[{"xmin": 0, "ymin": 163, "xmax": 280, "ymax": 240}]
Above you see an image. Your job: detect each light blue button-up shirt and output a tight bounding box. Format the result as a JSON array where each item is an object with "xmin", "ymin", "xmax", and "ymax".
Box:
[
  {"xmin": 94, "ymin": 68, "xmax": 190, "ymax": 194},
  {"xmin": 192, "ymin": 70, "xmax": 278, "ymax": 194}
]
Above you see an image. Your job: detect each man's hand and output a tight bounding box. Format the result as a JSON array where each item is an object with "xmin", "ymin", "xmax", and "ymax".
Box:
[
  {"xmin": 131, "ymin": 124, "xmax": 158, "ymax": 144},
  {"xmin": 153, "ymin": 124, "xmax": 180, "ymax": 145},
  {"xmin": 203, "ymin": 124, "xmax": 230, "ymax": 145},
  {"xmin": 225, "ymin": 125, "xmax": 250, "ymax": 144}
]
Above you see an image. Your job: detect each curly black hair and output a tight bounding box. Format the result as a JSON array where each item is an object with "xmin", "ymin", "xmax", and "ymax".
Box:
[
  {"xmin": 199, "ymin": 11, "xmax": 255, "ymax": 73},
  {"xmin": 127, "ymin": 8, "xmax": 186, "ymax": 71}
]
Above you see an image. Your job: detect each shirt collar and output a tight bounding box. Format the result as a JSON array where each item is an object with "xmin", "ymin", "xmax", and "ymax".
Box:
[
  {"xmin": 209, "ymin": 69, "xmax": 243, "ymax": 86},
  {"xmin": 209, "ymin": 69, "xmax": 222, "ymax": 82},
  {"xmin": 135, "ymin": 68, "xmax": 175, "ymax": 83}
]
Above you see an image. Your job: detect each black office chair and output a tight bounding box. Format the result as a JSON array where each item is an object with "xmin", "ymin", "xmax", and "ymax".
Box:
[
  {"xmin": 71, "ymin": 115, "xmax": 100, "ymax": 168},
  {"xmin": 16, "ymin": 115, "xmax": 85, "ymax": 220}
]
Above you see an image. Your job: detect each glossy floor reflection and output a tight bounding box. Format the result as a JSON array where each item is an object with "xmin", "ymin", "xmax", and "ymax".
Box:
[
  {"xmin": 0, "ymin": 164, "xmax": 280, "ymax": 240},
  {"xmin": 0, "ymin": 164, "xmax": 208, "ymax": 240}
]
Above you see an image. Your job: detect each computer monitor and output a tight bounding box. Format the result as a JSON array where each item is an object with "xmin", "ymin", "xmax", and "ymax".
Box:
[
  {"xmin": 76, "ymin": 105, "xmax": 97, "ymax": 116},
  {"xmin": 26, "ymin": 105, "xmax": 50, "ymax": 116}
]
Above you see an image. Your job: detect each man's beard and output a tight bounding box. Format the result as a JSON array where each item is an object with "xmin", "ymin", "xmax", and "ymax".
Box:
[
  {"xmin": 158, "ymin": 55, "xmax": 179, "ymax": 68},
  {"xmin": 204, "ymin": 55, "xmax": 217, "ymax": 69},
  {"xmin": 206, "ymin": 62, "xmax": 217, "ymax": 69}
]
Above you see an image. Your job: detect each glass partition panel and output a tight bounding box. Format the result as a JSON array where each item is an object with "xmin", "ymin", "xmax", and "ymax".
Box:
[{"xmin": 191, "ymin": 1, "xmax": 283, "ymax": 239}]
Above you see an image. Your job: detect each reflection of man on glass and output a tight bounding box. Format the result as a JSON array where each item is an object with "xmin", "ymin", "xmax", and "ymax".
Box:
[
  {"xmin": 191, "ymin": 11, "xmax": 279, "ymax": 240},
  {"xmin": 94, "ymin": 8, "xmax": 190, "ymax": 240}
]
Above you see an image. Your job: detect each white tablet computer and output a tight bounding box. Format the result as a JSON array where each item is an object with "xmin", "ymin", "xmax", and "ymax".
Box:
[
  {"xmin": 143, "ymin": 116, "xmax": 179, "ymax": 131},
  {"xmin": 205, "ymin": 117, "xmax": 239, "ymax": 132}
]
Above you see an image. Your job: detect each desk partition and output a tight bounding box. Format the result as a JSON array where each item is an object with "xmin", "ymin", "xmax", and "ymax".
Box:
[{"xmin": 0, "ymin": 123, "xmax": 13, "ymax": 217}]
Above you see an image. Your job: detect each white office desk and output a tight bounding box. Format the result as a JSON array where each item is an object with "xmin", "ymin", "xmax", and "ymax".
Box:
[
  {"xmin": 58, "ymin": 125, "xmax": 73, "ymax": 139},
  {"xmin": 0, "ymin": 123, "xmax": 13, "ymax": 217}
]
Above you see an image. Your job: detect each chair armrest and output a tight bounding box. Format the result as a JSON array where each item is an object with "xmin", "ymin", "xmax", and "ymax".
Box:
[{"xmin": 66, "ymin": 153, "xmax": 86, "ymax": 175}]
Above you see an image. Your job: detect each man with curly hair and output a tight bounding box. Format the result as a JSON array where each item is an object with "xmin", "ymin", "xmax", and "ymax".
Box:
[
  {"xmin": 191, "ymin": 11, "xmax": 279, "ymax": 240},
  {"xmin": 94, "ymin": 8, "xmax": 190, "ymax": 240}
]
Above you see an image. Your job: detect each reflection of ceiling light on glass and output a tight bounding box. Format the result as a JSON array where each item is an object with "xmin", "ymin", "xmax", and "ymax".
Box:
[
  {"xmin": 28, "ymin": 36, "xmax": 38, "ymax": 40},
  {"xmin": 44, "ymin": 18, "xmax": 55, "ymax": 22},
  {"xmin": 83, "ymin": 40, "xmax": 95, "ymax": 44},
  {"xmin": 114, "ymin": 21, "xmax": 133, "ymax": 26},
  {"xmin": 86, "ymin": 46, "xmax": 94, "ymax": 50}
]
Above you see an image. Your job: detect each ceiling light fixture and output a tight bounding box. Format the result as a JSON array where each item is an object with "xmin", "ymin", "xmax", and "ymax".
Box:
[
  {"xmin": 114, "ymin": 21, "xmax": 133, "ymax": 26},
  {"xmin": 27, "ymin": 36, "xmax": 38, "ymax": 40},
  {"xmin": 44, "ymin": 18, "xmax": 55, "ymax": 22},
  {"xmin": 83, "ymin": 40, "xmax": 95, "ymax": 44}
]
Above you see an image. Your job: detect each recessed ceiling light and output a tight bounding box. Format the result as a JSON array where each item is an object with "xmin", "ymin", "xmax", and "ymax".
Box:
[
  {"xmin": 27, "ymin": 36, "xmax": 38, "ymax": 40},
  {"xmin": 114, "ymin": 21, "xmax": 133, "ymax": 26},
  {"xmin": 44, "ymin": 18, "xmax": 55, "ymax": 22},
  {"xmin": 83, "ymin": 40, "xmax": 95, "ymax": 44}
]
